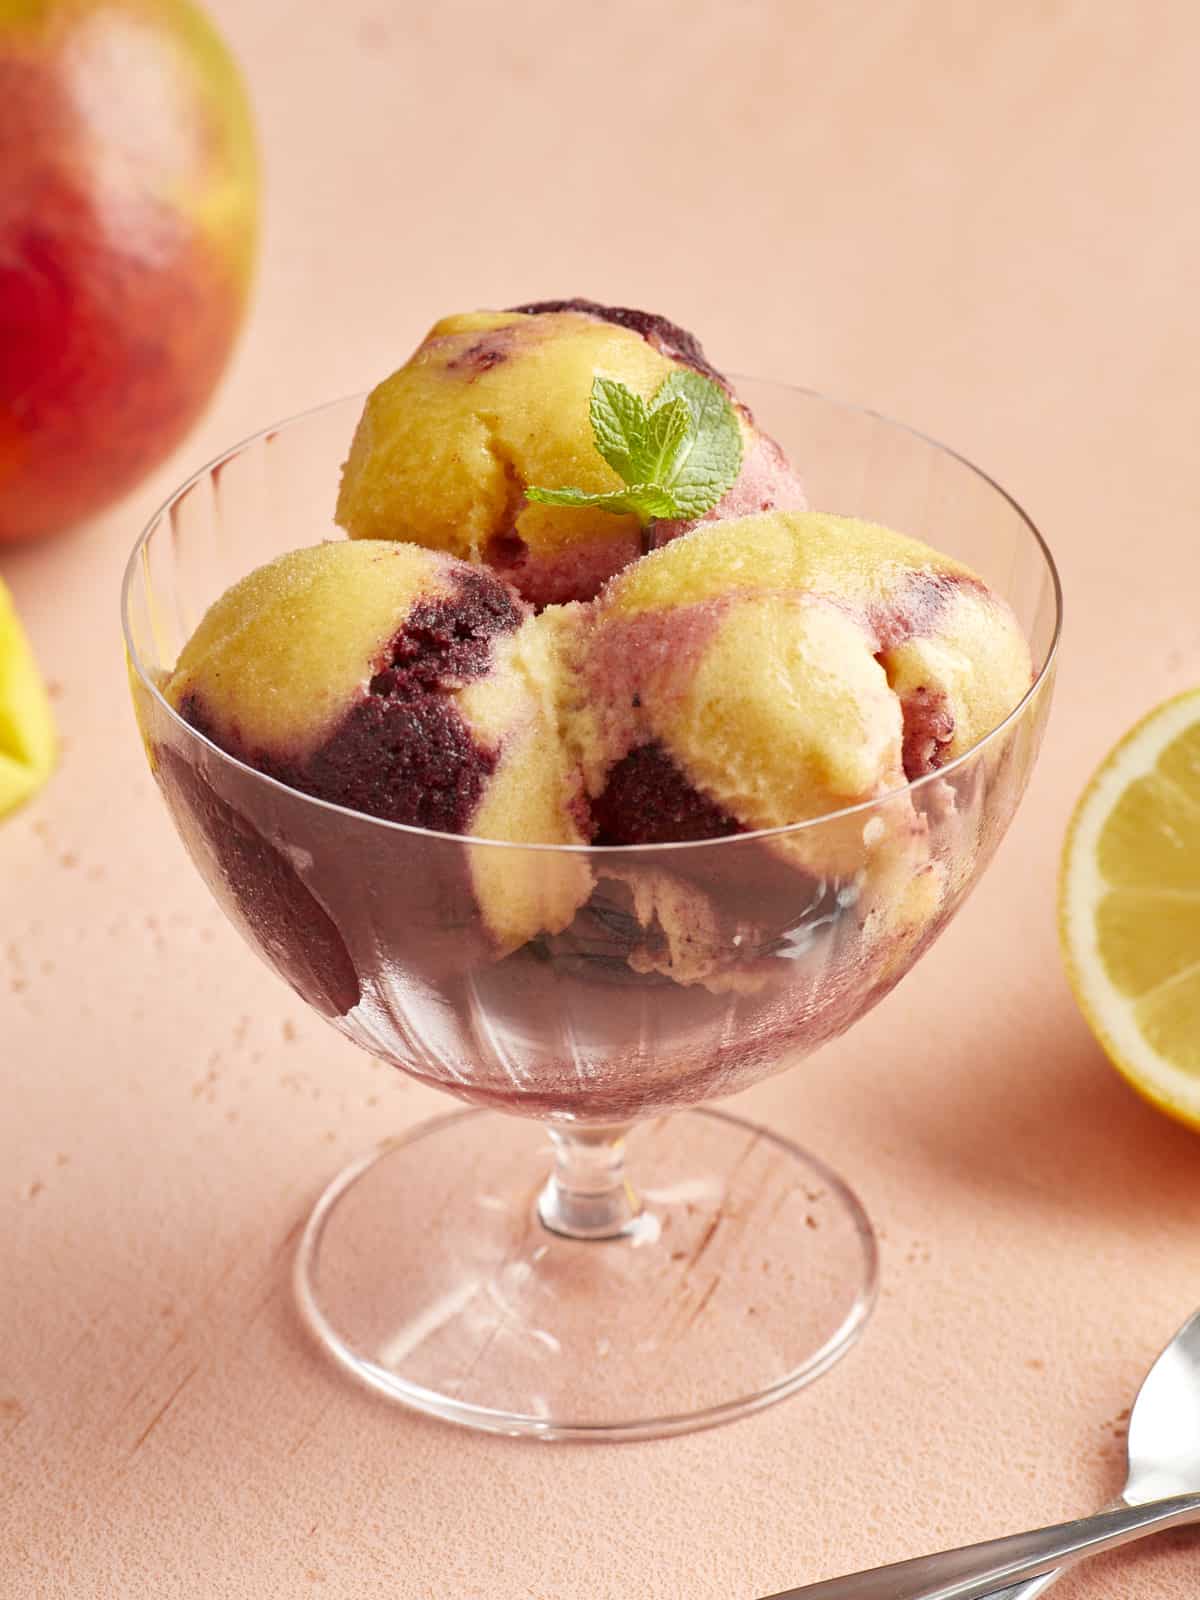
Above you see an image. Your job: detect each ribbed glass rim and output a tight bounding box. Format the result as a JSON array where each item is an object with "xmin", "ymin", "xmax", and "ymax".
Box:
[{"xmin": 120, "ymin": 381, "xmax": 1063, "ymax": 856}]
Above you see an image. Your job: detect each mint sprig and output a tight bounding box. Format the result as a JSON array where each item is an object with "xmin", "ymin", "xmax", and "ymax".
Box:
[{"xmin": 526, "ymin": 369, "xmax": 742, "ymax": 527}]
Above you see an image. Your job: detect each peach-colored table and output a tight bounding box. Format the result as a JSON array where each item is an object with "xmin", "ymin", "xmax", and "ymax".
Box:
[{"xmin": 5, "ymin": 3, "xmax": 1200, "ymax": 1594}]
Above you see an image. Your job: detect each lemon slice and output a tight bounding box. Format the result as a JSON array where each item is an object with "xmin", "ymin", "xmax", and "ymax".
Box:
[
  {"xmin": 1060, "ymin": 688, "xmax": 1200, "ymax": 1129},
  {"xmin": 0, "ymin": 578, "xmax": 56, "ymax": 819}
]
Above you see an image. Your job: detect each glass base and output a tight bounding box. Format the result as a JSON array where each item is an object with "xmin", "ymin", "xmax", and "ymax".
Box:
[{"xmin": 294, "ymin": 1107, "xmax": 878, "ymax": 1441}]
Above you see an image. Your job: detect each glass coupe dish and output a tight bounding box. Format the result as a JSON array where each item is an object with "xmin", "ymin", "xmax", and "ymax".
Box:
[{"xmin": 122, "ymin": 383, "xmax": 1061, "ymax": 1440}]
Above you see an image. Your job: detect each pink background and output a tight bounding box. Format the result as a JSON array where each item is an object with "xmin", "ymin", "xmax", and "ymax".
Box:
[{"xmin": 4, "ymin": 2, "xmax": 1199, "ymax": 1594}]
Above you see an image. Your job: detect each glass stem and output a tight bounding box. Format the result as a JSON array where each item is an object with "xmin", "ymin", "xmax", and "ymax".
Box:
[{"xmin": 537, "ymin": 1123, "xmax": 641, "ymax": 1240}]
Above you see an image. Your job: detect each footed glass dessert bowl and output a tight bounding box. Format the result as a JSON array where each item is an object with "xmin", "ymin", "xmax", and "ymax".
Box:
[{"xmin": 122, "ymin": 383, "xmax": 1060, "ymax": 1440}]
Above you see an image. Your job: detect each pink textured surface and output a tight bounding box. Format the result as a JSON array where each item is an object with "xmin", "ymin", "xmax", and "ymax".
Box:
[{"xmin": 3, "ymin": 3, "xmax": 1200, "ymax": 1594}]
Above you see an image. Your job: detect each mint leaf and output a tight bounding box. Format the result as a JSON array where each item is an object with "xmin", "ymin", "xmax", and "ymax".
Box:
[
  {"xmin": 525, "ymin": 369, "xmax": 742, "ymax": 529},
  {"xmin": 525, "ymin": 482, "xmax": 680, "ymax": 522},
  {"xmin": 524, "ymin": 484, "xmax": 614, "ymax": 510},
  {"xmin": 651, "ymin": 370, "xmax": 743, "ymax": 518},
  {"xmin": 616, "ymin": 485, "xmax": 685, "ymax": 521},
  {"xmin": 631, "ymin": 395, "xmax": 692, "ymax": 487},
  {"xmin": 589, "ymin": 377, "xmax": 647, "ymax": 483}
]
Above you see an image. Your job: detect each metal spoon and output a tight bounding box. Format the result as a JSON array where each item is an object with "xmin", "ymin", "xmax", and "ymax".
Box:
[{"xmin": 760, "ymin": 1307, "xmax": 1200, "ymax": 1600}]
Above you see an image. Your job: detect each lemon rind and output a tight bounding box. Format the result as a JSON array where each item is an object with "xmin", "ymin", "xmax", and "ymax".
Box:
[{"xmin": 1059, "ymin": 687, "xmax": 1200, "ymax": 1130}]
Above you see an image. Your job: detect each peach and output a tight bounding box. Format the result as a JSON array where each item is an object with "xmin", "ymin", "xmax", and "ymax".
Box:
[{"xmin": 0, "ymin": 0, "xmax": 258, "ymax": 541}]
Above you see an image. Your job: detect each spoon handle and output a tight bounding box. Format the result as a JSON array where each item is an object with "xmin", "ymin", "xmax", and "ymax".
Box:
[
  {"xmin": 978, "ymin": 1575, "xmax": 1060, "ymax": 1600},
  {"xmin": 757, "ymin": 1492, "xmax": 1200, "ymax": 1600},
  {"xmin": 976, "ymin": 1498, "xmax": 1128, "ymax": 1600}
]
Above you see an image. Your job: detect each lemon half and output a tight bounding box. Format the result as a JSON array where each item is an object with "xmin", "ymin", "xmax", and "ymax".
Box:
[
  {"xmin": 1060, "ymin": 688, "xmax": 1200, "ymax": 1129},
  {"xmin": 0, "ymin": 578, "xmax": 56, "ymax": 818}
]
